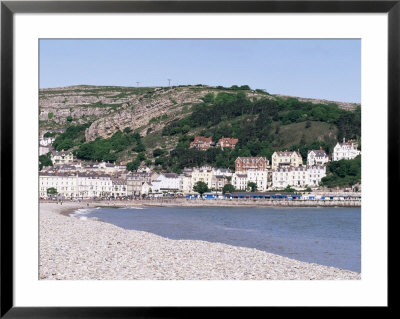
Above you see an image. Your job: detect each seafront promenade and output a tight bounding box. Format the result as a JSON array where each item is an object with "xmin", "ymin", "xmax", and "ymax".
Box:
[
  {"xmin": 40, "ymin": 196, "xmax": 361, "ymax": 208},
  {"xmin": 40, "ymin": 202, "xmax": 361, "ymax": 280}
]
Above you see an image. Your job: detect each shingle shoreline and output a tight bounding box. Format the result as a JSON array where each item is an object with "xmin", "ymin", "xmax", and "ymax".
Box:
[{"xmin": 39, "ymin": 202, "xmax": 361, "ymax": 280}]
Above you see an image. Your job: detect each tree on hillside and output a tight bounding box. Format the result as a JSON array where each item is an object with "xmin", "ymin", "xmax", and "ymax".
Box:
[
  {"xmin": 320, "ymin": 155, "xmax": 361, "ymax": 188},
  {"xmin": 193, "ymin": 181, "xmax": 209, "ymax": 195},
  {"xmin": 43, "ymin": 131, "xmax": 57, "ymax": 138},
  {"xmin": 126, "ymin": 159, "xmax": 141, "ymax": 171},
  {"xmin": 137, "ymin": 152, "xmax": 146, "ymax": 161},
  {"xmin": 153, "ymin": 148, "xmax": 165, "ymax": 157},
  {"xmin": 39, "ymin": 153, "xmax": 53, "ymax": 170}
]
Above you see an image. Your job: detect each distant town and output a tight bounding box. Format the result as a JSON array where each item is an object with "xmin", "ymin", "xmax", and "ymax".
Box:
[{"xmin": 39, "ymin": 134, "xmax": 361, "ymax": 201}]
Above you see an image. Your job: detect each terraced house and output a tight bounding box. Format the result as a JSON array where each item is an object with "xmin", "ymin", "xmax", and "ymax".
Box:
[
  {"xmin": 233, "ymin": 157, "xmax": 270, "ymax": 191},
  {"xmin": 126, "ymin": 171, "xmax": 158, "ymax": 196},
  {"xmin": 272, "ymin": 165, "xmax": 326, "ymax": 189},
  {"xmin": 39, "ymin": 172, "xmax": 114, "ymax": 199},
  {"xmin": 111, "ymin": 178, "xmax": 128, "ymax": 198},
  {"xmin": 191, "ymin": 166, "xmax": 232, "ymax": 191}
]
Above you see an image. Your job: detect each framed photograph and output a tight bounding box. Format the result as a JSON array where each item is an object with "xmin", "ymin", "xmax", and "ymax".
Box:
[{"xmin": 1, "ymin": 0, "xmax": 395, "ymax": 317}]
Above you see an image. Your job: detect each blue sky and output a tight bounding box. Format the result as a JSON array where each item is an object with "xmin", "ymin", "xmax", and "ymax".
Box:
[{"xmin": 39, "ymin": 39, "xmax": 360, "ymax": 103}]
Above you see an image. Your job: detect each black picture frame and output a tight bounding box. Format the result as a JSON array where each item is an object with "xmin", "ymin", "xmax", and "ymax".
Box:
[{"xmin": 1, "ymin": 0, "xmax": 395, "ymax": 317}]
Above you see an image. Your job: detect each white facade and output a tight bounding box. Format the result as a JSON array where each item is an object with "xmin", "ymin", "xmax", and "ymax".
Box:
[
  {"xmin": 332, "ymin": 139, "xmax": 360, "ymax": 161},
  {"xmin": 307, "ymin": 166, "xmax": 327, "ymax": 187},
  {"xmin": 39, "ymin": 145, "xmax": 51, "ymax": 156},
  {"xmin": 246, "ymin": 170, "xmax": 269, "ymax": 191},
  {"xmin": 191, "ymin": 166, "xmax": 232, "ymax": 191},
  {"xmin": 232, "ymin": 173, "xmax": 248, "ymax": 191},
  {"xmin": 232, "ymin": 170, "xmax": 269, "ymax": 191},
  {"xmin": 141, "ymin": 182, "xmax": 152, "ymax": 195},
  {"xmin": 39, "ymin": 172, "xmax": 119, "ymax": 199},
  {"xmin": 191, "ymin": 166, "xmax": 213, "ymax": 190},
  {"xmin": 179, "ymin": 174, "xmax": 193, "ymax": 193},
  {"xmin": 39, "ymin": 173, "xmax": 78, "ymax": 199},
  {"xmin": 307, "ymin": 149, "xmax": 329, "ymax": 166},
  {"xmin": 272, "ymin": 165, "xmax": 326, "ymax": 189},
  {"xmin": 111, "ymin": 179, "xmax": 128, "ymax": 198},
  {"xmin": 151, "ymin": 173, "xmax": 180, "ymax": 192}
]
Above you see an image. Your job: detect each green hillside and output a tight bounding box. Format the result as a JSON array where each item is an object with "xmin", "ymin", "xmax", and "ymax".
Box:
[{"xmin": 40, "ymin": 85, "xmax": 361, "ymax": 172}]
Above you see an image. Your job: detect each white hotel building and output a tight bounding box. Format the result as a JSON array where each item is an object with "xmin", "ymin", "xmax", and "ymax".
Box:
[
  {"xmin": 39, "ymin": 172, "xmax": 123, "ymax": 199},
  {"xmin": 232, "ymin": 170, "xmax": 269, "ymax": 191},
  {"xmin": 272, "ymin": 165, "xmax": 326, "ymax": 189}
]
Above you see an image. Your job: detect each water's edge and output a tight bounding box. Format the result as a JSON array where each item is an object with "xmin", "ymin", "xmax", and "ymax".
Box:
[{"xmin": 72, "ymin": 206, "xmax": 361, "ymax": 272}]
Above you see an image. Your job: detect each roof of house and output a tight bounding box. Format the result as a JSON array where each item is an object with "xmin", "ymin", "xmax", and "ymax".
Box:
[
  {"xmin": 236, "ymin": 174, "xmax": 248, "ymax": 178},
  {"xmin": 217, "ymin": 137, "xmax": 238, "ymax": 144},
  {"xmin": 274, "ymin": 151, "xmax": 301, "ymax": 157},
  {"xmin": 191, "ymin": 136, "xmax": 213, "ymax": 143},
  {"xmin": 308, "ymin": 149, "xmax": 327, "ymax": 157},
  {"xmin": 236, "ymin": 157, "xmax": 267, "ymax": 161},
  {"xmin": 164, "ymin": 173, "xmax": 179, "ymax": 178},
  {"xmin": 214, "ymin": 175, "xmax": 225, "ymax": 178}
]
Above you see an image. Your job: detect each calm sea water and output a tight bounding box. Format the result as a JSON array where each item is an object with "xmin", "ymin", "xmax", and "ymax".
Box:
[{"xmin": 77, "ymin": 206, "xmax": 361, "ymax": 272}]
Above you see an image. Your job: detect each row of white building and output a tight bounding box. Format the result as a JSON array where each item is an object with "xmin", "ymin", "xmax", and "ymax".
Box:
[
  {"xmin": 151, "ymin": 138, "xmax": 358, "ymax": 193},
  {"xmin": 39, "ymin": 172, "xmax": 128, "ymax": 199},
  {"xmin": 39, "ymin": 162, "xmax": 326, "ymax": 199},
  {"xmin": 39, "ymin": 138, "xmax": 361, "ymax": 198}
]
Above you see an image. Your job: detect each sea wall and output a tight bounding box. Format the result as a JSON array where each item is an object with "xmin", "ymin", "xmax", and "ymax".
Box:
[
  {"xmin": 139, "ymin": 198, "xmax": 361, "ymax": 208},
  {"xmin": 40, "ymin": 198, "xmax": 361, "ymax": 208}
]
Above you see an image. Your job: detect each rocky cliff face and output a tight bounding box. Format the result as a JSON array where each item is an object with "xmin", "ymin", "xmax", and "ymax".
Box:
[
  {"xmin": 39, "ymin": 86, "xmax": 208, "ymax": 140},
  {"xmin": 39, "ymin": 85, "xmax": 361, "ymax": 141},
  {"xmin": 83, "ymin": 87, "xmax": 207, "ymax": 141}
]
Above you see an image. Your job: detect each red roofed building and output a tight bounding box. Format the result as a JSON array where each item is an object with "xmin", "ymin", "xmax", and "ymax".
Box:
[
  {"xmin": 235, "ymin": 157, "xmax": 269, "ymax": 172},
  {"xmin": 189, "ymin": 136, "xmax": 213, "ymax": 150},
  {"xmin": 216, "ymin": 137, "xmax": 239, "ymax": 150}
]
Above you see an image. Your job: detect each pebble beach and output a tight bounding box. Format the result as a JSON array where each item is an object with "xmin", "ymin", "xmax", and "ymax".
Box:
[{"xmin": 39, "ymin": 202, "xmax": 361, "ymax": 280}]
